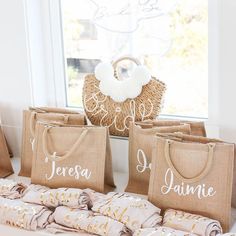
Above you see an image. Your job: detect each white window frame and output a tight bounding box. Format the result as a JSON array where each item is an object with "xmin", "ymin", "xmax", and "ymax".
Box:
[{"xmin": 23, "ymin": 0, "xmax": 220, "ymax": 137}]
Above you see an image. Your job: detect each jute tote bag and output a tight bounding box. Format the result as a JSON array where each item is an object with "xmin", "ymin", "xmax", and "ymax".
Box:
[
  {"xmin": 83, "ymin": 56, "xmax": 166, "ymax": 137},
  {"xmin": 0, "ymin": 126, "xmax": 14, "ymax": 177},
  {"xmin": 31, "ymin": 122, "xmax": 115, "ymax": 193},
  {"xmin": 148, "ymin": 133, "xmax": 234, "ymax": 232},
  {"xmin": 19, "ymin": 107, "xmax": 87, "ymax": 177},
  {"xmin": 125, "ymin": 122, "xmax": 191, "ymax": 194},
  {"xmin": 141, "ymin": 119, "xmax": 206, "ymax": 137}
]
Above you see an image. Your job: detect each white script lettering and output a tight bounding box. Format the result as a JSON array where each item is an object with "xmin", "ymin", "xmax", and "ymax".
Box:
[
  {"xmin": 161, "ymin": 168, "xmax": 216, "ymax": 199},
  {"xmin": 45, "ymin": 159, "xmax": 92, "ymax": 181},
  {"xmin": 136, "ymin": 149, "xmax": 151, "ymax": 173}
]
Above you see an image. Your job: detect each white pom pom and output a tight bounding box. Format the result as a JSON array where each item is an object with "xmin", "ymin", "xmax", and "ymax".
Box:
[
  {"xmin": 95, "ymin": 62, "xmax": 113, "ymax": 81},
  {"xmin": 96, "ymin": 63, "xmax": 152, "ymax": 102},
  {"xmin": 132, "ymin": 65, "xmax": 151, "ymax": 85},
  {"xmin": 124, "ymin": 78, "xmax": 142, "ymax": 99},
  {"xmin": 109, "ymin": 80, "xmax": 127, "ymax": 102},
  {"xmin": 99, "ymin": 78, "xmax": 114, "ymax": 96}
]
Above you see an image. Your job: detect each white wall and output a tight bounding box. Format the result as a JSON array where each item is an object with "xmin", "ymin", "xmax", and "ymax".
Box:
[
  {"xmin": 0, "ymin": 0, "xmax": 236, "ymax": 166},
  {"xmin": 0, "ymin": 0, "xmax": 32, "ymax": 156},
  {"xmin": 218, "ymin": 0, "xmax": 236, "ymax": 143}
]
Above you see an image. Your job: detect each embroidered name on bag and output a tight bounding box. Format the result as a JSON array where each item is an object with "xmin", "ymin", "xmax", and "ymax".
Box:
[
  {"xmin": 45, "ymin": 157, "xmax": 92, "ymax": 181},
  {"xmin": 161, "ymin": 168, "xmax": 216, "ymax": 199},
  {"xmin": 136, "ymin": 149, "xmax": 151, "ymax": 173}
]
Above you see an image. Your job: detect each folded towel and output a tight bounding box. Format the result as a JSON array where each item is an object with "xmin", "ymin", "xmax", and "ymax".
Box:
[
  {"xmin": 84, "ymin": 188, "xmax": 105, "ymax": 208},
  {"xmin": 92, "ymin": 192, "xmax": 162, "ymax": 231},
  {"xmin": 48, "ymin": 206, "xmax": 131, "ymax": 236},
  {"xmin": 46, "ymin": 222, "xmax": 90, "ymax": 234},
  {"xmin": 218, "ymin": 234, "xmax": 236, "ymax": 236},
  {"xmin": 133, "ymin": 227, "xmax": 198, "ymax": 236},
  {"xmin": 163, "ymin": 209, "xmax": 223, "ymax": 236},
  {"xmin": 0, "ymin": 196, "xmax": 53, "ymax": 230},
  {"xmin": 22, "ymin": 184, "xmax": 90, "ymax": 209},
  {"xmin": 0, "ymin": 178, "xmax": 27, "ymax": 199}
]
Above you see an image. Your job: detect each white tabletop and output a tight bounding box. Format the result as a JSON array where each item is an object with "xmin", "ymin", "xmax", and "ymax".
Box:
[{"xmin": 0, "ymin": 157, "xmax": 235, "ymax": 235}]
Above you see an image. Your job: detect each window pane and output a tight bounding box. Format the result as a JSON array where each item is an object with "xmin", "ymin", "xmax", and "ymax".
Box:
[{"xmin": 61, "ymin": 0, "xmax": 208, "ymax": 118}]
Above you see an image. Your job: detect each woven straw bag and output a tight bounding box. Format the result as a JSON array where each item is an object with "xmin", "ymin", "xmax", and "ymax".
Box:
[{"xmin": 83, "ymin": 56, "xmax": 166, "ymax": 136}]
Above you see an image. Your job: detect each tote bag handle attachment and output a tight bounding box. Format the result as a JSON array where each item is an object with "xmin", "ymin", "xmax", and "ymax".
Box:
[
  {"xmin": 29, "ymin": 112, "xmax": 70, "ymax": 138},
  {"xmin": 42, "ymin": 126, "xmax": 88, "ymax": 162},
  {"xmin": 164, "ymin": 139, "xmax": 216, "ymax": 184}
]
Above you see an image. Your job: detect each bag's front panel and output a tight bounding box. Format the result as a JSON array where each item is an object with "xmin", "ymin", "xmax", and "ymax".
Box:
[
  {"xmin": 19, "ymin": 111, "xmax": 86, "ymax": 177},
  {"xmin": 126, "ymin": 123, "xmax": 191, "ymax": 194},
  {"xmin": 148, "ymin": 138, "xmax": 234, "ymax": 232},
  {"xmin": 126, "ymin": 124, "xmax": 156, "ymax": 194},
  {"xmin": 19, "ymin": 110, "xmax": 33, "ymax": 176},
  {"xmin": 31, "ymin": 124, "xmax": 107, "ymax": 192},
  {"xmin": 104, "ymin": 132, "xmax": 116, "ymax": 191},
  {"xmin": 184, "ymin": 121, "xmax": 206, "ymax": 137},
  {"xmin": 0, "ymin": 126, "xmax": 14, "ymax": 177},
  {"xmin": 83, "ymin": 75, "xmax": 165, "ymax": 136}
]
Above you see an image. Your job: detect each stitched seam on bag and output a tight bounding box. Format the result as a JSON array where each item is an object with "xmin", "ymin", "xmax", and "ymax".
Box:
[
  {"xmin": 21, "ymin": 111, "xmax": 27, "ymax": 174},
  {"xmin": 101, "ymin": 128, "xmax": 106, "ymax": 192},
  {"xmin": 128, "ymin": 124, "xmax": 134, "ymax": 187},
  {"xmin": 225, "ymin": 146, "xmax": 232, "ymax": 229},
  {"xmin": 149, "ymin": 138, "xmax": 158, "ymax": 202},
  {"xmin": 33, "ymin": 123, "xmax": 40, "ymax": 184},
  {"xmin": 0, "ymin": 128, "xmax": 13, "ymax": 175}
]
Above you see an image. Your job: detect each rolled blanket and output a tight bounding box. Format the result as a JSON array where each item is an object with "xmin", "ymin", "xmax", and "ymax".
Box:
[
  {"xmin": 49, "ymin": 206, "xmax": 131, "ymax": 236},
  {"xmin": 22, "ymin": 184, "xmax": 90, "ymax": 209},
  {"xmin": 0, "ymin": 196, "xmax": 53, "ymax": 230},
  {"xmin": 134, "ymin": 227, "xmax": 198, "ymax": 236},
  {"xmin": 163, "ymin": 209, "xmax": 223, "ymax": 236},
  {"xmin": 92, "ymin": 192, "xmax": 162, "ymax": 231},
  {"xmin": 0, "ymin": 178, "xmax": 27, "ymax": 199}
]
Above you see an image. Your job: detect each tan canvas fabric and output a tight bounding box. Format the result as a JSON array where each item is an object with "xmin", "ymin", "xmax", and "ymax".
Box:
[
  {"xmin": 19, "ymin": 107, "xmax": 87, "ymax": 177},
  {"xmin": 31, "ymin": 122, "xmax": 115, "ymax": 193},
  {"xmin": 5, "ymin": 137, "xmax": 13, "ymax": 157},
  {"xmin": 0, "ymin": 126, "xmax": 14, "ymax": 177},
  {"xmin": 148, "ymin": 133, "xmax": 234, "ymax": 232},
  {"xmin": 125, "ymin": 122, "xmax": 191, "ymax": 194}
]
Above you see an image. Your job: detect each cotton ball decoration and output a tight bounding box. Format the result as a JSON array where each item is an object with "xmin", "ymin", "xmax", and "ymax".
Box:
[
  {"xmin": 124, "ymin": 78, "xmax": 142, "ymax": 99},
  {"xmin": 95, "ymin": 62, "xmax": 114, "ymax": 81},
  {"xmin": 132, "ymin": 65, "xmax": 151, "ymax": 85},
  {"xmin": 99, "ymin": 77, "xmax": 115, "ymax": 96},
  {"xmin": 109, "ymin": 80, "xmax": 127, "ymax": 103}
]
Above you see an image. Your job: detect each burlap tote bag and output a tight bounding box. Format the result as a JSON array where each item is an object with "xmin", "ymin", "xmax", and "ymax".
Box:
[
  {"xmin": 83, "ymin": 56, "xmax": 166, "ymax": 137},
  {"xmin": 0, "ymin": 125, "xmax": 14, "ymax": 177},
  {"xmin": 31, "ymin": 122, "xmax": 115, "ymax": 193},
  {"xmin": 141, "ymin": 119, "xmax": 207, "ymax": 137},
  {"xmin": 125, "ymin": 122, "xmax": 191, "ymax": 194},
  {"xmin": 19, "ymin": 107, "xmax": 87, "ymax": 177},
  {"xmin": 148, "ymin": 133, "xmax": 234, "ymax": 232}
]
